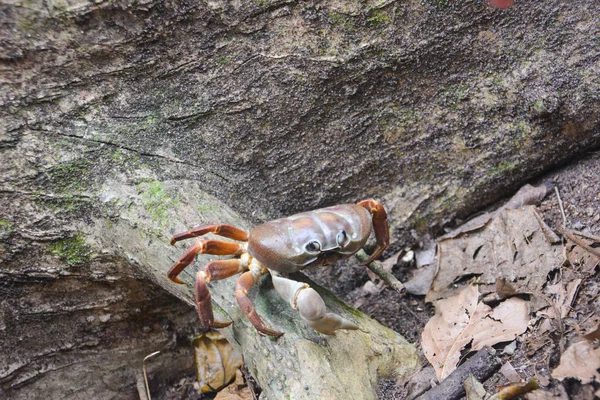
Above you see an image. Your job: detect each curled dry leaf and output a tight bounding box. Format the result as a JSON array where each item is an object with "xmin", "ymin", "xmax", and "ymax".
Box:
[
  {"xmin": 427, "ymin": 206, "xmax": 563, "ymax": 303},
  {"xmin": 489, "ymin": 379, "xmax": 539, "ymax": 400},
  {"xmin": 551, "ymin": 340, "xmax": 600, "ymax": 384},
  {"xmin": 422, "ymin": 285, "xmax": 530, "ymax": 380},
  {"xmin": 193, "ymin": 330, "xmax": 243, "ymax": 393}
]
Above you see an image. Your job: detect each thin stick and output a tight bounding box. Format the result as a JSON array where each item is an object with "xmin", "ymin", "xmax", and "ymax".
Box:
[
  {"xmin": 558, "ymin": 227, "xmax": 600, "ymax": 259},
  {"xmin": 554, "ymin": 186, "xmax": 567, "ymax": 227},
  {"xmin": 355, "ymin": 250, "xmax": 405, "ymax": 294},
  {"xmin": 142, "ymin": 351, "xmax": 161, "ymax": 400},
  {"xmin": 572, "ymin": 230, "xmax": 600, "ymax": 242}
]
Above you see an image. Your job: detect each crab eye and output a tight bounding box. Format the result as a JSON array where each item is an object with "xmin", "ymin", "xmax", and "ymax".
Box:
[
  {"xmin": 305, "ymin": 241, "xmax": 321, "ymax": 253},
  {"xmin": 336, "ymin": 230, "xmax": 348, "ymax": 246}
]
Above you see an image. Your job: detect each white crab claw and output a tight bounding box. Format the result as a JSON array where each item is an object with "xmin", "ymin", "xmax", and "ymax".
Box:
[
  {"xmin": 271, "ymin": 274, "xmax": 359, "ymax": 335},
  {"xmin": 296, "ymin": 288, "xmax": 359, "ymax": 334}
]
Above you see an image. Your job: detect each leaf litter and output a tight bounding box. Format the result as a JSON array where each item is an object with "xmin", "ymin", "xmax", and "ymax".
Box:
[
  {"xmin": 426, "ymin": 204, "xmax": 564, "ymax": 304},
  {"xmin": 422, "ymin": 284, "xmax": 529, "ymax": 380},
  {"xmin": 415, "ymin": 179, "xmax": 600, "ymax": 399}
]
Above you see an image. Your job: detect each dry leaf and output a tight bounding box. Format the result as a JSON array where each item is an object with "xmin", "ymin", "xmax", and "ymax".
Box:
[
  {"xmin": 439, "ymin": 184, "xmax": 547, "ymax": 241},
  {"xmin": 582, "ymin": 322, "xmax": 600, "ymax": 341},
  {"xmin": 567, "ymin": 238, "xmax": 600, "ymax": 272},
  {"xmin": 500, "ymin": 361, "xmax": 521, "ymax": 383},
  {"xmin": 464, "ymin": 374, "xmax": 487, "ymax": 400},
  {"xmin": 403, "ymin": 263, "xmax": 437, "ymax": 296},
  {"xmin": 551, "ymin": 340, "xmax": 600, "ymax": 384},
  {"xmin": 490, "ymin": 379, "xmax": 539, "ymax": 399},
  {"xmin": 193, "ymin": 330, "xmax": 243, "ymax": 393},
  {"xmin": 525, "ymin": 387, "xmax": 569, "ymax": 400},
  {"xmin": 541, "ymin": 279, "xmax": 581, "ymax": 319},
  {"xmin": 427, "ymin": 206, "xmax": 563, "ymax": 303},
  {"xmin": 214, "ymin": 383, "xmax": 253, "ymax": 400},
  {"xmin": 422, "ymin": 285, "xmax": 530, "ymax": 380}
]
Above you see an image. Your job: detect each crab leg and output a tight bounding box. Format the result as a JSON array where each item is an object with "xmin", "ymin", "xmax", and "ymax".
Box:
[
  {"xmin": 195, "ymin": 258, "xmax": 248, "ymax": 329},
  {"xmin": 357, "ymin": 199, "xmax": 390, "ymax": 264},
  {"xmin": 170, "ymin": 223, "xmax": 249, "ymax": 245},
  {"xmin": 168, "ymin": 239, "xmax": 244, "ymax": 284},
  {"xmin": 271, "ymin": 274, "xmax": 359, "ymax": 335},
  {"xmin": 235, "ymin": 261, "xmax": 284, "ymax": 337}
]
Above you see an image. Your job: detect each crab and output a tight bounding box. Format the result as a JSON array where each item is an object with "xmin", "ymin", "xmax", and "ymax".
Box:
[{"xmin": 167, "ymin": 199, "xmax": 389, "ymax": 337}]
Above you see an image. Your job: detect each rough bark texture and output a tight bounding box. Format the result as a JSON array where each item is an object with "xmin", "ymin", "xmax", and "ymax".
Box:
[{"xmin": 1, "ymin": 0, "xmax": 599, "ymax": 398}]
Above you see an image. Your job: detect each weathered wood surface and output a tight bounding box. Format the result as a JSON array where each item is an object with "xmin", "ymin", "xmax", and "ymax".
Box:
[{"xmin": 1, "ymin": 0, "xmax": 599, "ymax": 398}]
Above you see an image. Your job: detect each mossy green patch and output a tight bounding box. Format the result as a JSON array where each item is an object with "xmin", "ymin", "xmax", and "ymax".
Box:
[
  {"xmin": 368, "ymin": 9, "xmax": 392, "ymax": 27},
  {"xmin": 49, "ymin": 235, "xmax": 91, "ymax": 266},
  {"xmin": 441, "ymin": 84, "xmax": 470, "ymax": 110},
  {"xmin": 487, "ymin": 159, "xmax": 518, "ymax": 177},
  {"xmin": 329, "ymin": 12, "xmax": 355, "ymax": 31},
  {"xmin": 49, "ymin": 159, "xmax": 93, "ymax": 194},
  {"xmin": 422, "ymin": 0, "xmax": 451, "ymax": 7},
  {"xmin": 0, "ymin": 219, "xmax": 13, "ymax": 234},
  {"xmin": 138, "ymin": 180, "xmax": 180, "ymax": 228}
]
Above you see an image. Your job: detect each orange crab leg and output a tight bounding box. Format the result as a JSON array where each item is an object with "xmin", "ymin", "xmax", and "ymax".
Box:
[
  {"xmin": 357, "ymin": 199, "xmax": 390, "ymax": 264},
  {"xmin": 195, "ymin": 259, "xmax": 247, "ymax": 329},
  {"xmin": 170, "ymin": 223, "xmax": 249, "ymax": 245},
  {"xmin": 235, "ymin": 270, "xmax": 284, "ymax": 337},
  {"xmin": 168, "ymin": 239, "xmax": 244, "ymax": 284}
]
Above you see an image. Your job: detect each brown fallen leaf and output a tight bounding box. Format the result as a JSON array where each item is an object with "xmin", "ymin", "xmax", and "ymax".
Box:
[
  {"xmin": 582, "ymin": 322, "xmax": 600, "ymax": 341},
  {"xmin": 541, "ymin": 279, "xmax": 582, "ymax": 319},
  {"xmin": 551, "ymin": 340, "xmax": 600, "ymax": 384},
  {"xmin": 214, "ymin": 383, "xmax": 253, "ymax": 400},
  {"xmin": 525, "ymin": 386, "xmax": 569, "ymax": 400},
  {"xmin": 489, "ymin": 379, "xmax": 539, "ymax": 400},
  {"xmin": 427, "ymin": 206, "xmax": 563, "ymax": 303},
  {"xmin": 422, "ymin": 284, "xmax": 530, "ymax": 380},
  {"xmin": 193, "ymin": 330, "xmax": 243, "ymax": 393},
  {"xmin": 439, "ymin": 184, "xmax": 547, "ymax": 241},
  {"xmin": 464, "ymin": 374, "xmax": 487, "ymax": 400},
  {"xmin": 499, "ymin": 361, "xmax": 521, "ymax": 383},
  {"xmin": 566, "ymin": 237, "xmax": 600, "ymax": 273}
]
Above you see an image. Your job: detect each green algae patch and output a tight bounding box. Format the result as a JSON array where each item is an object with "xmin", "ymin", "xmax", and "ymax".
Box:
[
  {"xmin": 138, "ymin": 180, "xmax": 180, "ymax": 228},
  {"xmin": 49, "ymin": 235, "xmax": 91, "ymax": 266}
]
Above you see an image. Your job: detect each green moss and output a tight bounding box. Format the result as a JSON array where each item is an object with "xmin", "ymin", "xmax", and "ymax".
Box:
[
  {"xmin": 138, "ymin": 180, "xmax": 179, "ymax": 228},
  {"xmin": 441, "ymin": 84, "xmax": 470, "ymax": 110},
  {"xmin": 217, "ymin": 55, "xmax": 232, "ymax": 65},
  {"xmin": 49, "ymin": 159, "xmax": 92, "ymax": 194},
  {"xmin": 422, "ymin": 0, "xmax": 451, "ymax": 7},
  {"xmin": 487, "ymin": 160, "xmax": 518, "ymax": 177},
  {"xmin": 49, "ymin": 235, "xmax": 91, "ymax": 266},
  {"xmin": 329, "ymin": 12, "xmax": 355, "ymax": 30},
  {"xmin": 531, "ymin": 100, "xmax": 546, "ymax": 115},
  {"xmin": 368, "ymin": 9, "xmax": 391, "ymax": 27},
  {"xmin": 0, "ymin": 219, "xmax": 13, "ymax": 234},
  {"xmin": 143, "ymin": 115, "xmax": 159, "ymax": 129}
]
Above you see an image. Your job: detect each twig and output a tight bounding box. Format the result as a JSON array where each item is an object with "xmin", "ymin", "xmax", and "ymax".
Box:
[
  {"xmin": 554, "ymin": 187, "xmax": 567, "ymax": 227},
  {"xmin": 416, "ymin": 347, "xmax": 501, "ymax": 400},
  {"xmin": 572, "ymin": 230, "xmax": 600, "ymax": 243},
  {"xmin": 355, "ymin": 250, "xmax": 405, "ymax": 294},
  {"xmin": 141, "ymin": 351, "xmax": 161, "ymax": 400},
  {"xmin": 558, "ymin": 227, "xmax": 600, "ymax": 259}
]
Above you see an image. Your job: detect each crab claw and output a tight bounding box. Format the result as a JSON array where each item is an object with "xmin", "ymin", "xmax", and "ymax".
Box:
[
  {"xmin": 358, "ymin": 199, "xmax": 390, "ymax": 264},
  {"xmin": 296, "ymin": 288, "xmax": 359, "ymax": 334},
  {"xmin": 272, "ymin": 274, "xmax": 359, "ymax": 335}
]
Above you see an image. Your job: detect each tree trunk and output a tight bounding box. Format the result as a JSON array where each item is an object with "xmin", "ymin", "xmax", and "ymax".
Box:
[{"xmin": 1, "ymin": 0, "xmax": 598, "ymax": 398}]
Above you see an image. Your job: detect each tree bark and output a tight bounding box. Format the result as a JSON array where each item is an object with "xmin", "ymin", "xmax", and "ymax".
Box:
[{"xmin": 1, "ymin": 0, "xmax": 599, "ymax": 398}]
